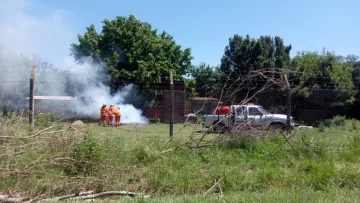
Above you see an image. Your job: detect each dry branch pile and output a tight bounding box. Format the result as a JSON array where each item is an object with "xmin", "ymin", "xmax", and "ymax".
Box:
[{"xmin": 0, "ymin": 190, "xmax": 151, "ymax": 202}]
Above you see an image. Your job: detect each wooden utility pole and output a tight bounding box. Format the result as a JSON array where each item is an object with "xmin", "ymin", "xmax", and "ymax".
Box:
[
  {"xmin": 169, "ymin": 71, "xmax": 174, "ymax": 140},
  {"xmin": 29, "ymin": 65, "xmax": 36, "ymax": 129}
]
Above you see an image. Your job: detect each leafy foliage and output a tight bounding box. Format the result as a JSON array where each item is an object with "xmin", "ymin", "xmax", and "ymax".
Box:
[
  {"xmin": 290, "ymin": 50, "xmax": 355, "ymax": 92},
  {"xmin": 65, "ymin": 130, "xmax": 104, "ymax": 176},
  {"xmin": 352, "ymin": 60, "xmax": 360, "ymax": 89},
  {"xmin": 220, "ymin": 35, "xmax": 291, "ymax": 82},
  {"xmin": 71, "ymin": 15, "xmax": 193, "ymax": 91},
  {"xmin": 34, "ymin": 112, "xmax": 61, "ymax": 127},
  {"xmin": 315, "ymin": 115, "xmax": 346, "ymax": 130},
  {"xmin": 190, "ymin": 63, "xmax": 222, "ymax": 97},
  {"xmin": 289, "ymin": 50, "xmax": 356, "ymax": 108},
  {"xmin": 184, "ymin": 78, "xmax": 197, "ymax": 99},
  {"xmin": 1, "ymin": 119, "xmax": 360, "ymax": 200}
]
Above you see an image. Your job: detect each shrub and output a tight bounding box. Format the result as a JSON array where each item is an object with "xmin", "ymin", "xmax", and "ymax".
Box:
[
  {"xmin": 315, "ymin": 115, "xmax": 346, "ymax": 131},
  {"xmin": 331, "ymin": 115, "xmax": 346, "ymax": 126},
  {"xmin": 34, "ymin": 112, "xmax": 61, "ymax": 127},
  {"xmin": 351, "ymin": 119, "xmax": 357, "ymax": 130},
  {"xmin": 318, "ymin": 122, "xmax": 326, "ymax": 132},
  {"xmin": 133, "ymin": 147, "xmax": 158, "ymax": 164},
  {"xmin": 298, "ymin": 134, "xmax": 328, "ymax": 158},
  {"xmin": 64, "ymin": 130, "xmax": 103, "ymax": 176}
]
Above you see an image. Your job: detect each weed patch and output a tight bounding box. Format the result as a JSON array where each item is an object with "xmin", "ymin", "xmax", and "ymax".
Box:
[
  {"xmin": 64, "ymin": 129, "xmax": 104, "ymax": 176},
  {"xmin": 0, "ymin": 117, "xmax": 360, "ymax": 201}
]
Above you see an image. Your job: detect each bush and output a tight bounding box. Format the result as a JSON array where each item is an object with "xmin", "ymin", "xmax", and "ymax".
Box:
[
  {"xmin": 318, "ymin": 122, "xmax": 326, "ymax": 132},
  {"xmin": 133, "ymin": 147, "xmax": 158, "ymax": 164},
  {"xmin": 64, "ymin": 130, "xmax": 103, "ymax": 176},
  {"xmin": 34, "ymin": 112, "xmax": 61, "ymax": 127},
  {"xmin": 331, "ymin": 115, "xmax": 346, "ymax": 126},
  {"xmin": 351, "ymin": 119, "xmax": 357, "ymax": 130},
  {"xmin": 298, "ymin": 134, "xmax": 328, "ymax": 158},
  {"xmin": 315, "ymin": 115, "xmax": 346, "ymax": 130}
]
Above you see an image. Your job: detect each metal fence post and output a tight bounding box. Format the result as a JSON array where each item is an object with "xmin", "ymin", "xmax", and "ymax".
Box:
[
  {"xmin": 29, "ymin": 65, "xmax": 36, "ymax": 129},
  {"xmin": 170, "ymin": 71, "xmax": 174, "ymax": 140}
]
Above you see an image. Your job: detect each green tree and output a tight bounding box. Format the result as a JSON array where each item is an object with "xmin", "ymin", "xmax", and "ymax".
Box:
[
  {"xmin": 290, "ymin": 50, "xmax": 355, "ymax": 93},
  {"xmin": 290, "ymin": 50, "xmax": 356, "ymax": 107},
  {"xmin": 349, "ymin": 55, "xmax": 360, "ymax": 89},
  {"xmin": 349, "ymin": 58, "xmax": 360, "ymax": 118},
  {"xmin": 190, "ymin": 62, "xmax": 222, "ymax": 97},
  {"xmin": 71, "ymin": 15, "xmax": 193, "ymax": 92},
  {"xmin": 220, "ymin": 34, "xmax": 292, "ymax": 87},
  {"xmin": 184, "ymin": 78, "xmax": 197, "ymax": 99}
]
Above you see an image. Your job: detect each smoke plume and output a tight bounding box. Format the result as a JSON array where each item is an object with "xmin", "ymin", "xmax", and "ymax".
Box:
[{"xmin": 0, "ymin": 0, "xmax": 149, "ymax": 124}]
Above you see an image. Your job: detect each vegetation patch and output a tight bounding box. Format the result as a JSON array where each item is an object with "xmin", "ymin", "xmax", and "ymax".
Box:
[{"xmin": 0, "ymin": 115, "xmax": 360, "ymax": 201}]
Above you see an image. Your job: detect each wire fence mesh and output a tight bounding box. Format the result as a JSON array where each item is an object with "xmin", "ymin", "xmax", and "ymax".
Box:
[{"xmin": 0, "ymin": 79, "xmax": 357, "ymax": 128}]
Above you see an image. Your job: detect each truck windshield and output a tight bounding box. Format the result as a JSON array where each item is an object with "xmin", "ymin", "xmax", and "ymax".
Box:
[{"xmin": 258, "ymin": 107, "xmax": 271, "ymax": 114}]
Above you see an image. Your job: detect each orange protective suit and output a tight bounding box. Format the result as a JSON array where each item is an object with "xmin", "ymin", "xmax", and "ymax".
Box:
[
  {"xmin": 107, "ymin": 106, "xmax": 115, "ymax": 126},
  {"xmin": 113, "ymin": 107, "xmax": 121, "ymax": 126},
  {"xmin": 100, "ymin": 106, "xmax": 108, "ymax": 126}
]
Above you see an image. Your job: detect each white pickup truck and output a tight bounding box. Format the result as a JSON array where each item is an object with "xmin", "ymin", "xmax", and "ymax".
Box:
[{"xmin": 203, "ymin": 104, "xmax": 295, "ymax": 133}]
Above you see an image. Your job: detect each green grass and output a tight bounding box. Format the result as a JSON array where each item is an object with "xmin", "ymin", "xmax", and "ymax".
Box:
[{"xmin": 0, "ymin": 115, "xmax": 360, "ymax": 202}]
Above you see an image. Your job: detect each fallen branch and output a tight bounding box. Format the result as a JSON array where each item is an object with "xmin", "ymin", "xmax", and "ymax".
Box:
[
  {"xmin": 280, "ymin": 131, "xmax": 297, "ymax": 153},
  {"xmin": 161, "ymin": 123, "xmax": 192, "ymax": 148},
  {"xmin": 160, "ymin": 142, "xmax": 188, "ymax": 154},
  {"xmin": 204, "ymin": 166, "xmax": 237, "ymax": 195},
  {"xmin": 0, "ymin": 125, "xmax": 75, "ymax": 139},
  {"xmin": 23, "ymin": 194, "xmax": 45, "ymax": 203},
  {"xmin": 1, "ymin": 190, "xmax": 152, "ymax": 202},
  {"xmin": 48, "ymin": 191, "xmax": 95, "ymax": 201},
  {"xmin": 0, "ymin": 194, "xmax": 29, "ymax": 202},
  {"xmin": 68, "ymin": 191, "xmax": 152, "ymax": 200},
  {"xmin": 218, "ymin": 183, "xmax": 223, "ymax": 198},
  {"xmin": 40, "ymin": 127, "xmax": 76, "ymax": 135}
]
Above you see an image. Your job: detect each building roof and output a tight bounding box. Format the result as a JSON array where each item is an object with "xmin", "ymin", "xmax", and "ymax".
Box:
[{"xmin": 25, "ymin": 96, "xmax": 79, "ymax": 100}]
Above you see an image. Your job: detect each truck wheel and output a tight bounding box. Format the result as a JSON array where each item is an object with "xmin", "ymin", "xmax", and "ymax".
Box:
[{"xmin": 213, "ymin": 122, "xmax": 227, "ymax": 133}]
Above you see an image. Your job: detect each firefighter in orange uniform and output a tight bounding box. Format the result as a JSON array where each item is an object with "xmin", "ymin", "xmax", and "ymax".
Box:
[
  {"xmin": 107, "ymin": 104, "xmax": 115, "ymax": 126},
  {"xmin": 113, "ymin": 106, "xmax": 121, "ymax": 126},
  {"xmin": 100, "ymin": 104, "xmax": 108, "ymax": 126}
]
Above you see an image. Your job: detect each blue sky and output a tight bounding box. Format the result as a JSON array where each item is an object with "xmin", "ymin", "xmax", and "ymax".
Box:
[{"xmin": 5, "ymin": 0, "xmax": 360, "ymax": 67}]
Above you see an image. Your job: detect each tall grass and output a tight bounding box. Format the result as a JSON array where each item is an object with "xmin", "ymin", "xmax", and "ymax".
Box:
[{"xmin": 0, "ymin": 115, "xmax": 359, "ymax": 201}]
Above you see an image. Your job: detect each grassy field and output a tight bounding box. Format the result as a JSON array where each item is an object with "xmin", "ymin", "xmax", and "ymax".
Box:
[{"xmin": 0, "ymin": 114, "xmax": 360, "ymax": 202}]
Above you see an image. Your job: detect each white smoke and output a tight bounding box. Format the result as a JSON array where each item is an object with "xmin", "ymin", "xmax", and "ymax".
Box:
[
  {"xmin": 60, "ymin": 57, "xmax": 149, "ymax": 124},
  {"xmin": 0, "ymin": 0, "xmax": 149, "ymax": 124}
]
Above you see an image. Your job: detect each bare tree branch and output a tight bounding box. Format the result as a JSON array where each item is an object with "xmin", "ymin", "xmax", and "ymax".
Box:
[
  {"xmin": 0, "ymin": 190, "xmax": 152, "ymax": 202},
  {"xmin": 0, "ymin": 126, "xmax": 75, "ymax": 139},
  {"xmin": 203, "ymin": 166, "xmax": 237, "ymax": 195}
]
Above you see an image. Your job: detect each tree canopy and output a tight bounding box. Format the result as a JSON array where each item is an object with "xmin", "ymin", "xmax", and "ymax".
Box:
[
  {"xmin": 220, "ymin": 35, "xmax": 292, "ymax": 76},
  {"xmin": 189, "ymin": 63, "xmax": 222, "ymax": 97},
  {"xmin": 217, "ymin": 35, "xmax": 292, "ymax": 91},
  {"xmin": 290, "ymin": 49, "xmax": 355, "ymax": 93},
  {"xmin": 187, "ymin": 34, "xmax": 358, "ymax": 109},
  {"xmin": 71, "ymin": 15, "xmax": 193, "ymax": 91}
]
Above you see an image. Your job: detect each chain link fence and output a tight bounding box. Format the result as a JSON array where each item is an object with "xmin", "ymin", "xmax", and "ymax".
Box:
[
  {"xmin": 0, "ymin": 79, "xmax": 357, "ymax": 127},
  {"xmin": 231, "ymin": 88, "xmax": 352, "ymax": 126}
]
